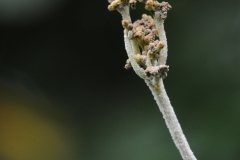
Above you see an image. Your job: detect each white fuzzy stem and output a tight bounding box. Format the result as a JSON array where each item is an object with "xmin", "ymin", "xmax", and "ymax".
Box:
[
  {"xmin": 118, "ymin": 6, "xmax": 131, "ymax": 22},
  {"xmin": 145, "ymin": 78, "xmax": 197, "ymax": 160},
  {"xmin": 119, "ymin": 6, "xmax": 148, "ymax": 79},
  {"xmin": 154, "ymin": 12, "xmax": 168, "ymax": 65},
  {"xmin": 115, "ymin": 3, "xmax": 197, "ymax": 160},
  {"xmin": 124, "ymin": 30, "xmax": 147, "ymax": 79}
]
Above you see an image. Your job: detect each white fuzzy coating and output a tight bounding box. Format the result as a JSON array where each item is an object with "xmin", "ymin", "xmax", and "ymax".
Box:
[
  {"xmin": 145, "ymin": 78, "xmax": 197, "ymax": 160},
  {"xmin": 116, "ymin": 3, "xmax": 197, "ymax": 160},
  {"xmin": 119, "ymin": 5, "xmax": 147, "ymax": 79},
  {"xmin": 124, "ymin": 30, "xmax": 147, "ymax": 79},
  {"xmin": 154, "ymin": 11, "xmax": 168, "ymax": 65}
]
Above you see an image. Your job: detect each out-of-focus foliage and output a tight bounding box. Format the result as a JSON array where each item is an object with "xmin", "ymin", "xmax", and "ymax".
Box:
[{"xmin": 0, "ymin": 0, "xmax": 240, "ymax": 160}]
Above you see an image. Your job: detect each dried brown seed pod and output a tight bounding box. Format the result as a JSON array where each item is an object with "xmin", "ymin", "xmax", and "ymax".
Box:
[
  {"xmin": 121, "ymin": 20, "xmax": 129, "ymax": 29},
  {"xmin": 156, "ymin": 41, "xmax": 164, "ymax": 51}
]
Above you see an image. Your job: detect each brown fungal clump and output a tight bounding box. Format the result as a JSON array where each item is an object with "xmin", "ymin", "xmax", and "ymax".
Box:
[
  {"xmin": 109, "ymin": 0, "xmax": 171, "ymax": 79},
  {"xmin": 124, "ymin": 14, "xmax": 165, "ymax": 69},
  {"xmin": 145, "ymin": 65, "xmax": 169, "ymax": 79}
]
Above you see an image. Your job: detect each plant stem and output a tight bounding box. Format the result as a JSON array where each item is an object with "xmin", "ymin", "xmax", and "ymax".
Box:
[
  {"xmin": 154, "ymin": 11, "xmax": 168, "ymax": 65},
  {"xmin": 124, "ymin": 30, "xmax": 148, "ymax": 79},
  {"xmin": 120, "ymin": 6, "xmax": 148, "ymax": 79},
  {"xmin": 116, "ymin": 3, "xmax": 197, "ymax": 160},
  {"xmin": 118, "ymin": 6, "xmax": 131, "ymax": 22},
  {"xmin": 146, "ymin": 78, "xmax": 197, "ymax": 160}
]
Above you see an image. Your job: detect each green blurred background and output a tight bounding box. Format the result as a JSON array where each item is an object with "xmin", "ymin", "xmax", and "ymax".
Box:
[{"xmin": 0, "ymin": 0, "xmax": 240, "ymax": 159}]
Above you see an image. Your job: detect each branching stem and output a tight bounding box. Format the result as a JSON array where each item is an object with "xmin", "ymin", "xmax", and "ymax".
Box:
[
  {"xmin": 109, "ymin": 1, "xmax": 197, "ymax": 160},
  {"xmin": 124, "ymin": 30, "xmax": 147, "ymax": 79}
]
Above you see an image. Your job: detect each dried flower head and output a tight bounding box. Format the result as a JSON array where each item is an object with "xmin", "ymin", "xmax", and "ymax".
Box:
[
  {"xmin": 124, "ymin": 59, "xmax": 132, "ymax": 69},
  {"xmin": 107, "ymin": 3, "xmax": 197, "ymax": 160},
  {"xmin": 138, "ymin": 0, "xmax": 172, "ymax": 19},
  {"xmin": 145, "ymin": 65, "xmax": 169, "ymax": 78},
  {"xmin": 108, "ymin": 0, "xmax": 171, "ymax": 79},
  {"xmin": 124, "ymin": 13, "xmax": 166, "ymax": 69},
  {"xmin": 121, "ymin": 20, "xmax": 130, "ymax": 29},
  {"xmin": 108, "ymin": 0, "xmax": 129, "ymax": 11}
]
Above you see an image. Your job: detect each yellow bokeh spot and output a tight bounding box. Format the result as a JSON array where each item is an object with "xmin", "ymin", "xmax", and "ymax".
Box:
[{"xmin": 0, "ymin": 102, "xmax": 72, "ymax": 160}]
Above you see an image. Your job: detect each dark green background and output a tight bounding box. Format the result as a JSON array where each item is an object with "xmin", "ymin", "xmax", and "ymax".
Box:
[{"xmin": 0, "ymin": 0, "xmax": 240, "ymax": 159}]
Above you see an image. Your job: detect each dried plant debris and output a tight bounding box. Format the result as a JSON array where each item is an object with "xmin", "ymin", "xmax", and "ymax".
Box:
[
  {"xmin": 124, "ymin": 59, "xmax": 132, "ymax": 70},
  {"xmin": 109, "ymin": 0, "xmax": 171, "ymax": 79},
  {"xmin": 123, "ymin": 15, "xmax": 165, "ymax": 71},
  {"xmin": 108, "ymin": 0, "xmax": 171, "ymax": 19},
  {"xmin": 145, "ymin": 65, "xmax": 169, "ymax": 78}
]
